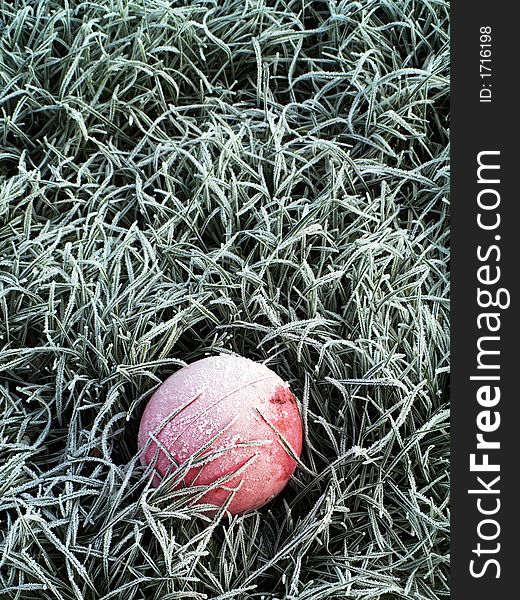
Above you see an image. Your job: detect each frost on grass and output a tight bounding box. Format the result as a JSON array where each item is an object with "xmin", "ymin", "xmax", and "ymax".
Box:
[{"xmin": 0, "ymin": 1, "xmax": 449, "ymax": 599}]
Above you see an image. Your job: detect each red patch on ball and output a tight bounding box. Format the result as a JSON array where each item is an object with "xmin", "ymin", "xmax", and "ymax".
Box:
[{"xmin": 137, "ymin": 355, "xmax": 303, "ymax": 515}]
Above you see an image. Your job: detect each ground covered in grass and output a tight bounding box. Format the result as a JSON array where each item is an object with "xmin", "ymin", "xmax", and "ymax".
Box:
[{"xmin": 0, "ymin": 1, "xmax": 449, "ymax": 598}]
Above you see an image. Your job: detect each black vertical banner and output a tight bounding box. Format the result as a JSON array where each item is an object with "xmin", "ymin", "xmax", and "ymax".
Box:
[{"xmin": 452, "ymin": 2, "xmax": 518, "ymax": 598}]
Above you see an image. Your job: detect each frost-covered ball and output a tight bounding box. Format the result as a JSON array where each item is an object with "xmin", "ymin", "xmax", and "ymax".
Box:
[{"xmin": 137, "ymin": 354, "xmax": 303, "ymax": 515}]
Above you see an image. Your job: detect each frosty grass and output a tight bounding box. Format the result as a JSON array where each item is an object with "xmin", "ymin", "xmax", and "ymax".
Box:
[{"xmin": 0, "ymin": 1, "xmax": 449, "ymax": 598}]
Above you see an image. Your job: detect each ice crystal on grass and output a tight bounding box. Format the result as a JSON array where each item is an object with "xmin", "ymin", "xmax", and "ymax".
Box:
[{"xmin": 1, "ymin": 0, "xmax": 449, "ymax": 598}]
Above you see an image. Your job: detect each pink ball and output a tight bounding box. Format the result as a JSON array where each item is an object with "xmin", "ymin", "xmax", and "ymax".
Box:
[{"xmin": 137, "ymin": 354, "xmax": 303, "ymax": 515}]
